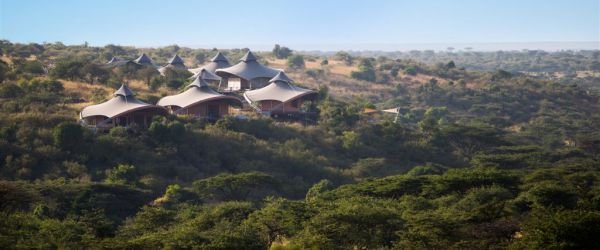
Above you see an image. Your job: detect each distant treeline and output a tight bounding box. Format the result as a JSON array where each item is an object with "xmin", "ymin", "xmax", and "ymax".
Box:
[{"xmin": 307, "ymin": 49, "xmax": 600, "ymax": 73}]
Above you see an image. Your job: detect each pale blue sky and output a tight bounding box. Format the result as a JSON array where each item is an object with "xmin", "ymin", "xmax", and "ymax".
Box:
[{"xmin": 1, "ymin": 0, "xmax": 599, "ymax": 50}]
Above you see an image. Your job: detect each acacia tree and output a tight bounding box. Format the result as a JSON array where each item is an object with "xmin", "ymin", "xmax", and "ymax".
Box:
[
  {"xmin": 50, "ymin": 58, "xmax": 85, "ymax": 80},
  {"xmin": 136, "ymin": 67, "xmax": 159, "ymax": 87},
  {"xmin": 351, "ymin": 58, "xmax": 376, "ymax": 81},
  {"xmin": 244, "ymin": 198, "xmax": 310, "ymax": 246},
  {"xmin": 193, "ymin": 172, "xmax": 280, "ymax": 201},
  {"xmin": 272, "ymin": 44, "xmax": 292, "ymax": 59},
  {"xmin": 82, "ymin": 63, "xmax": 109, "ymax": 84},
  {"xmin": 440, "ymin": 124, "xmax": 504, "ymax": 161}
]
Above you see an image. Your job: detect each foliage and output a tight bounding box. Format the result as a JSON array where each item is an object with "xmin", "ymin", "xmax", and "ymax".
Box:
[
  {"xmin": 272, "ymin": 44, "xmax": 293, "ymax": 59},
  {"xmin": 53, "ymin": 122, "xmax": 84, "ymax": 151},
  {"xmin": 351, "ymin": 58, "xmax": 376, "ymax": 81},
  {"xmin": 286, "ymin": 55, "xmax": 305, "ymax": 69},
  {"xmin": 0, "ymin": 41, "xmax": 599, "ymax": 248},
  {"xmin": 105, "ymin": 164, "xmax": 138, "ymax": 186},
  {"xmin": 193, "ymin": 172, "xmax": 281, "ymax": 201},
  {"xmin": 50, "ymin": 58, "xmax": 85, "ymax": 80}
]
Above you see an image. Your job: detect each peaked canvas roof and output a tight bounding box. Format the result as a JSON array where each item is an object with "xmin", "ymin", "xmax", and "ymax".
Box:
[
  {"xmin": 188, "ymin": 51, "xmax": 231, "ymax": 74},
  {"xmin": 269, "ymin": 70, "xmax": 294, "ymax": 83},
  {"xmin": 189, "ymin": 68, "xmax": 222, "ymax": 81},
  {"xmin": 238, "ymin": 51, "xmax": 257, "ymax": 62},
  {"xmin": 157, "ymin": 77, "xmax": 241, "ymax": 110},
  {"xmin": 158, "ymin": 54, "xmax": 187, "ymax": 75},
  {"xmin": 243, "ymin": 71, "xmax": 317, "ymax": 103},
  {"xmin": 81, "ymin": 84, "xmax": 165, "ymax": 119},
  {"xmin": 105, "ymin": 57, "xmax": 133, "ymax": 67},
  {"xmin": 158, "ymin": 64, "xmax": 187, "ymax": 75},
  {"xmin": 211, "ymin": 52, "xmax": 229, "ymax": 62},
  {"xmin": 168, "ymin": 54, "xmax": 185, "ymax": 65},
  {"xmin": 107, "ymin": 57, "xmax": 122, "ymax": 64},
  {"xmin": 133, "ymin": 53, "xmax": 154, "ymax": 66},
  {"xmin": 216, "ymin": 50, "xmax": 280, "ymax": 81},
  {"xmin": 113, "ymin": 84, "xmax": 135, "ymax": 97}
]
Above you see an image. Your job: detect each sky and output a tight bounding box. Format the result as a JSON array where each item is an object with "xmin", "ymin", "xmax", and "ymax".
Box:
[{"xmin": 1, "ymin": 0, "xmax": 599, "ymax": 51}]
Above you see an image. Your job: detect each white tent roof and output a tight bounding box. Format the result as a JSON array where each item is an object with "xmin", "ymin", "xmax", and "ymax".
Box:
[
  {"xmin": 382, "ymin": 108, "xmax": 400, "ymax": 114},
  {"xmin": 81, "ymin": 84, "xmax": 165, "ymax": 119},
  {"xmin": 243, "ymin": 71, "xmax": 316, "ymax": 103},
  {"xmin": 216, "ymin": 51, "xmax": 281, "ymax": 81},
  {"xmin": 157, "ymin": 77, "xmax": 241, "ymax": 109}
]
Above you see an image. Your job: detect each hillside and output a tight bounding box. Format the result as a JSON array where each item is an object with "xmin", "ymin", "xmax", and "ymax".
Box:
[{"xmin": 1, "ymin": 41, "xmax": 600, "ymax": 249}]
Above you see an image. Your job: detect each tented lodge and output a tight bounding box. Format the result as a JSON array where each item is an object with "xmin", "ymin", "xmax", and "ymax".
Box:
[
  {"xmin": 216, "ymin": 51, "xmax": 280, "ymax": 92},
  {"xmin": 104, "ymin": 54, "xmax": 158, "ymax": 70},
  {"xmin": 158, "ymin": 54, "xmax": 187, "ymax": 75},
  {"xmin": 80, "ymin": 84, "xmax": 167, "ymax": 128},
  {"xmin": 189, "ymin": 68, "xmax": 222, "ymax": 88},
  {"xmin": 80, "ymin": 50, "xmax": 318, "ymax": 128},
  {"xmin": 104, "ymin": 56, "xmax": 141, "ymax": 69},
  {"xmin": 133, "ymin": 53, "xmax": 155, "ymax": 67},
  {"xmin": 188, "ymin": 51, "xmax": 231, "ymax": 74},
  {"xmin": 157, "ymin": 75, "xmax": 242, "ymax": 119},
  {"xmin": 243, "ymin": 71, "xmax": 317, "ymax": 116}
]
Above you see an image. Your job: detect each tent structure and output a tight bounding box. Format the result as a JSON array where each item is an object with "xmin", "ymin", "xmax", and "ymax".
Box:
[
  {"xmin": 104, "ymin": 57, "xmax": 138, "ymax": 68},
  {"xmin": 243, "ymin": 71, "xmax": 316, "ymax": 116},
  {"xmin": 188, "ymin": 68, "xmax": 222, "ymax": 88},
  {"xmin": 106, "ymin": 57, "xmax": 125, "ymax": 66},
  {"xmin": 158, "ymin": 54, "xmax": 188, "ymax": 75},
  {"xmin": 80, "ymin": 84, "xmax": 167, "ymax": 128},
  {"xmin": 168, "ymin": 54, "xmax": 185, "ymax": 67},
  {"xmin": 133, "ymin": 53, "xmax": 155, "ymax": 67},
  {"xmin": 189, "ymin": 68, "xmax": 221, "ymax": 82},
  {"xmin": 216, "ymin": 51, "xmax": 281, "ymax": 92},
  {"xmin": 157, "ymin": 76, "xmax": 241, "ymax": 119},
  {"xmin": 189, "ymin": 51, "xmax": 232, "ymax": 75}
]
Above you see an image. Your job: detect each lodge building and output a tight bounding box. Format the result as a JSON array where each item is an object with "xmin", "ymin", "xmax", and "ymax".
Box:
[
  {"xmin": 80, "ymin": 84, "xmax": 167, "ymax": 128},
  {"xmin": 215, "ymin": 51, "xmax": 280, "ymax": 92},
  {"xmin": 244, "ymin": 71, "xmax": 317, "ymax": 116},
  {"xmin": 157, "ymin": 75, "xmax": 242, "ymax": 119},
  {"xmin": 81, "ymin": 50, "xmax": 318, "ymax": 128}
]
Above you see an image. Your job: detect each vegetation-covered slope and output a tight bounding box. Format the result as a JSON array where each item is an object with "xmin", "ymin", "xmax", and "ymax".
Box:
[{"xmin": 1, "ymin": 41, "xmax": 599, "ymax": 249}]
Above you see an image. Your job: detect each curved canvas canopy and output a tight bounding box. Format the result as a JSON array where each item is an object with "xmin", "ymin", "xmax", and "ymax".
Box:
[
  {"xmin": 189, "ymin": 68, "xmax": 221, "ymax": 81},
  {"xmin": 216, "ymin": 51, "xmax": 280, "ymax": 81},
  {"xmin": 157, "ymin": 77, "xmax": 241, "ymax": 110},
  {"xmin": 133, "ymin": 53, "xmax": 155, "ymax": 66},
  {"xmin": 188, "ymin": 51, "xmax": 231, "ymax": 74},
  {"xmin": 81, "ymin": 84, "xmax": 166, "ymax": 119},
  {"xmin": 243, "ymin": 71, "xmax": 316, "ymax": 103}
]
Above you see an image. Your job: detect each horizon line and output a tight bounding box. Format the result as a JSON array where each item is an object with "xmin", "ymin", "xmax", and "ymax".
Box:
[{"xmin": 3, "ymin": 39, "xmax": 599, "ymax": 52}]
